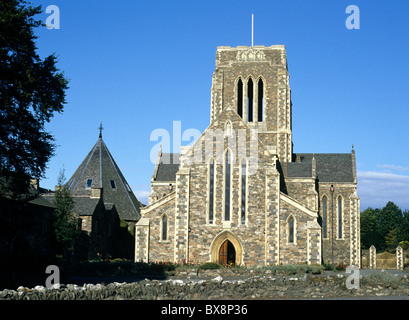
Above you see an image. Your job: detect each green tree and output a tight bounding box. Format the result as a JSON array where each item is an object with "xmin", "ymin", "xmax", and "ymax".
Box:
[
  {"xmin": 360, "ymin": 208, "xmax": 383, "ymax": 249},
  {"xmin": 52, "ymin": 169, "xmax": 79, "ymax": 258},
  {"xmin": 0, "ymin": 0, "xmax": 69, "ymax": 198},
  {"xmin": 397, "ymin": 210, "xmax": 409, "ymax": 243},
  {"xmin": 385, "ymin": 228, "xmax": 397, "ymax": 250},
  {"xmin": 377, "ymin": 202, "xmax": 402, "ymax": 246},
  {"xmin": 361, "ymin": 202, "xmax": 405, "ymax": 251}
]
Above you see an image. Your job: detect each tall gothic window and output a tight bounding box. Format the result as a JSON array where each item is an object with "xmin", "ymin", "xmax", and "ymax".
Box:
[
  {"xmin": 162, "ymin": 215, "xmax": 168, "ymax": 241},
  {"xmin": 288, "ymin": 216, "xmax": 295, "ymax": 243},
  {"xmin": 224, "ymin": 150, "xmax": 231, "ymax": 221},
  {"xmin": 322, "ymin": 196, "xmax": 327, "ymax": 238},
  {"xmin": 257, "ymin": 78, "xmax": 263, "ymax": 122},
  {"xmin": 241, "ymin": 160, "xmax": 246, "ymax": 224},
  {"xmin": 247, "ymin": 78, "xmax": 253, "ymax": 122},
  {"xmin": 338, "ymin": 197, "xmax": 343, "ymax": 239},
  {"xmin": 237, "ymin": 78, "xmax": 243, "ymax": 118},
  {"xmin": 209, "ymin": 159, "xmax": 214, "ymax": 224}
]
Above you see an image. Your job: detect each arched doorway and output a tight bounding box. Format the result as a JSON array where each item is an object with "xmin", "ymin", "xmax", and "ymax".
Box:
[
  {"xmin": 210, "ymin": 231, "xmax": 243, "ymax": 265},
  {"xmin": 219, "ymin": 240, "xmax": 236, "ymax": 265}
]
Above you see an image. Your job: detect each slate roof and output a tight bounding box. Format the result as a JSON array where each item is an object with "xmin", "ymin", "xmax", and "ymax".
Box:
[
  {"xmin": 286, "ymin": 153, "xmax": 355, "ymax": 183},
  {"xmin": 150, "ymin": 152, "xmax": 355, "ymax": 184},
  {"xmin": 154, "ymin": 153, "xmax": 180, "ymax": 182},
  {"xmin": 71, "ymin": 197, "xmax": 100, "ymax": 216},
  {"xmin": 43, "ymin": 193, "xmax": 100, "ymax": 217},
  {"xmin": 67, "ymin": 136, "xmax": 141, "ymax": 221}
]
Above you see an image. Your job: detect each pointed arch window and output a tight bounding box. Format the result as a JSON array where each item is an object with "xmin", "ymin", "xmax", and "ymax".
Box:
[
  {"xmin": 237, "ymin": 78, "xmax": 243, "ymax": 118},
  {"xmin": 288, "ymin": 216, "xmax": 295, "ymax": 243},
  {"xmin": 208, "ymin": 159, "xmax": 215, "ymax": 224},
  {"xmin": 257, "ymin": 78, "xmax": 263, "ymax": 122},
  {"xmin": 162, "ymin": 215, "xmax": 168, "ymax": 241},
  {"xmin": 338, "ymin": 197, "xmax": 343, "ymax": 239},
  {"xmin": 247, "ymin": 78, "xmax": 253, "ymax": 122},
  {"xmin": 224, "ymin": 150, "xmax": 231, "ymax": 221},
  {"xmin": 322, "ymin": 196, "xmax": 327, "ymax": 238},
  {"xmin": 240, "ymin": 160, "xmax": 246, "ymax": 224}
]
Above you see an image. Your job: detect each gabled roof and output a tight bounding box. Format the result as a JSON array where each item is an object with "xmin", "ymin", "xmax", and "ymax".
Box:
[
  {"xmin": 67, "ymin": 136, "xmax": 141, "ymax": 221},
  {"xmin": 153, "ymin": 153, "xmax": 180, "ymax": 182},
  {"xmin": 286, "ymin": 153, "xmax": 355, "ymax": 183}
]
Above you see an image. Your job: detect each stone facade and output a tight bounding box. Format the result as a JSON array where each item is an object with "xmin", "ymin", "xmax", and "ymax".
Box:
[{"xmin": 135, "ymin": 45, "xmax": 360, "ymax": 267}]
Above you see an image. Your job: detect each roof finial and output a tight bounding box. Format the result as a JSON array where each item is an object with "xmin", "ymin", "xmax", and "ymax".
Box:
[{"xmin": 98, "ymin": 122, "xmax": 104, "ymax": 138}]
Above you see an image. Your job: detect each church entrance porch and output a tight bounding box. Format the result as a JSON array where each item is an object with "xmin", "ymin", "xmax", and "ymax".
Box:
[
  {"xmin": 210, "ymin": 231, "xmax": 242, "ymax": 265},
  {"xmin": 219, "ymin": 240, "xmax": 236, "ymax": 265}
]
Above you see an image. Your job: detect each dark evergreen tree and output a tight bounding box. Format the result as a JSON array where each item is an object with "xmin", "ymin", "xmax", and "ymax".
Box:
[
  {"xmin": 52, "ymin": 169, "xmax": 79, "ymax": 258},
  {"xmin": 360, "ymin": 207, "xmax": 383, "ymax": 249},
  {"xmin": 377, "ymin": 202, "xmax": 402, "ymax": 243},
  {"xmin": 397, "ymin": 210, "xmax": 409, "ymax": 243},
  {"xmin": 0, "ymin": 0, "xmax": 69, "ymax": 198}
]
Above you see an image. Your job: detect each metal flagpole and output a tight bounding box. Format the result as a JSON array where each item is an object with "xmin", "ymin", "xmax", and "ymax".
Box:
[{"xmin": 251, "ymin": 14, "xmax": 254, "ymax": 47}]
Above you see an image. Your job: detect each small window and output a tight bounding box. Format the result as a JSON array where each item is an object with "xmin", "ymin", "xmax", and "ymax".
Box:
[
  {"xmin": 162, "ymin": 215, "xmax": 168, "ymax": 241},
  {"xmin": 224, "ymin": 150, "xmax": 231, "ymax": 221},
  {"xmin": 322, "ymin": 196, "xmax": 327, "ymax": 238},
  {"xmin": 338, "ymin": 197, "xmax": 343, "ymax": 239},
  {"xmin": 241, "ymin": 160, "xmax": 246, "ymax": 224},
  {"xmin": 209, "ymin": 159, "xmax": 214, "ymax": 224},
  {"xmin": 86, "ymin": 179, "xmax": 92, "ymax": 188},
  {"xmin": 110, "ymin": 180, "xmax": 116, "ymax": 189},
  {"xmin": 288, "ymin": 216, "xmax": 295, "ymax": 243}
]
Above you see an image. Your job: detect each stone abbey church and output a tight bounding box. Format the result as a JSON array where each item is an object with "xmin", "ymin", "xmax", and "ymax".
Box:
[{"xmin": 135, "ymin": 45, "xmax": 361, "ymax": 267}]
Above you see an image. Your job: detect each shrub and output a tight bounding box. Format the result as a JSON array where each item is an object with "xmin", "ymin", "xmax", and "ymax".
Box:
[
  {"xmin": 198, "ymin": 262, "xmax": 221, "ymax": 270},
  {"xmin": 156, "ymin": 261, "xmax": 176, "ymax": 272},
  {"xmin": 335, "ymin": 263, "xmax": 347, "ymax": 271},
  {"xmin": 399, "ymin": 241, "xmax": 409, "ymax": 250},
  {"xmin": 323, "ymin": 263, "xmax": 335, "ymax": 271}
]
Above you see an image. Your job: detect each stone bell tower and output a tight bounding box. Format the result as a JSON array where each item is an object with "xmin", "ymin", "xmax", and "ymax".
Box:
[{"xmin": 210, "ymin": 45, "xmax": 292, "ymax": 163}]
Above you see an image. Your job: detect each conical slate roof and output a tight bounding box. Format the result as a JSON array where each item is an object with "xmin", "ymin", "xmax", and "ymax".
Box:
[{"xmin": 67, "ymin": 134, "xmax": 141, "ymax": 222}]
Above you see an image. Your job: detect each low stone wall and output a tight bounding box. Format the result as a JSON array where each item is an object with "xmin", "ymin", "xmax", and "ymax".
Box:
[{"xmin": 1, "ymin": 272, "xmax": 409, "ymax": 300}]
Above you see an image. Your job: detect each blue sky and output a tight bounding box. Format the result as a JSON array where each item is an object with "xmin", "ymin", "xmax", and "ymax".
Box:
[{"xmin": 32, "ymin": 0, "xmax": 409, "ymax": 210}]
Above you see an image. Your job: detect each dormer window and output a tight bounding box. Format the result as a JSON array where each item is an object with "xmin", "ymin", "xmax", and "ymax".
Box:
[{"xmin": 86, "ymin": 179, "xmax": 92, "ymax": 188}]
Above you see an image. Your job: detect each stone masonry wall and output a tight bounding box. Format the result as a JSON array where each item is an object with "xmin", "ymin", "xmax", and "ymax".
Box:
[
  {"xmin": 135, "ymin": 195, "xmax": 176, "ymax": 263},
  {"xmin": 184, "ymin": 107, "xmax": 277, "ymax": 267},
  {"xmin": 278, "ymin": 199, "xmax": 320, "ymax": 265},
  {"xmin": 318, "ymin": 183, "xmax": 359, "ymax": 265},
  {"xmin": 3, "ymin": 271, "xmax": 409, "ymax": 300}
]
